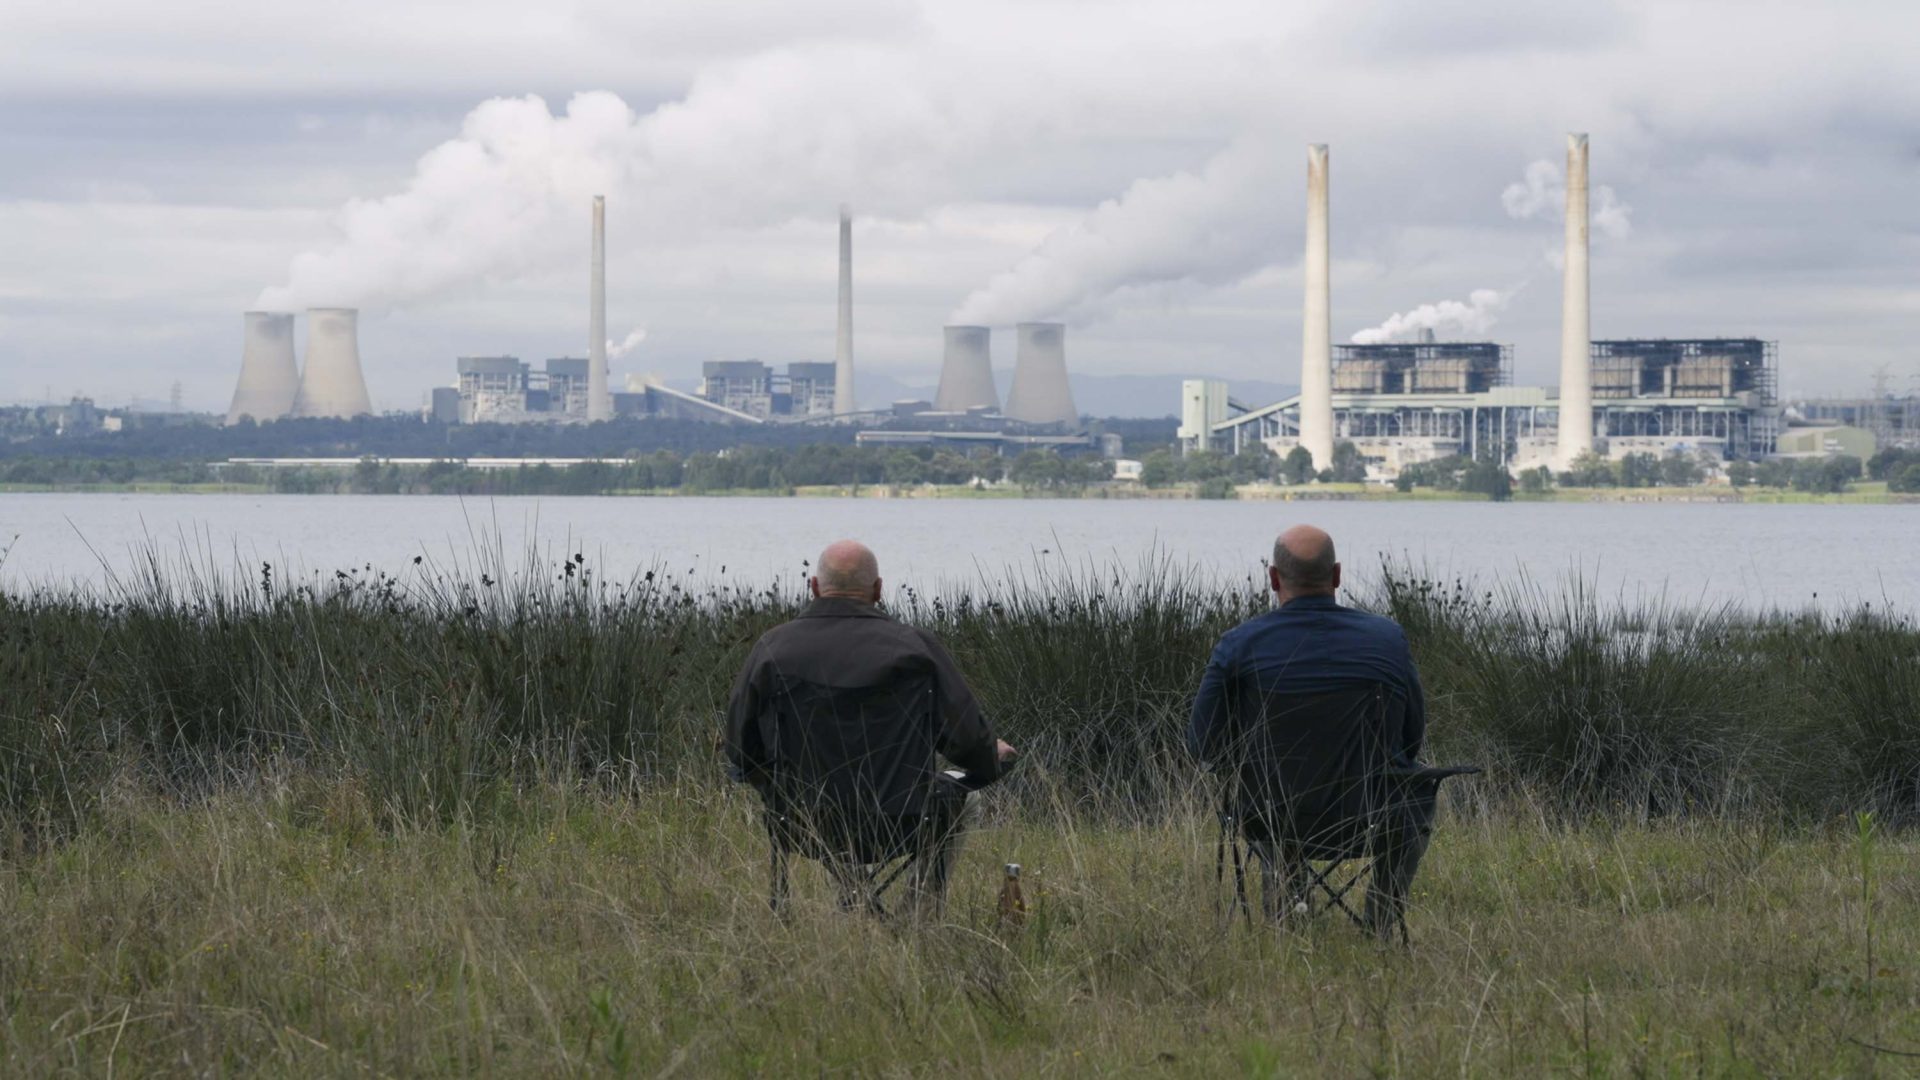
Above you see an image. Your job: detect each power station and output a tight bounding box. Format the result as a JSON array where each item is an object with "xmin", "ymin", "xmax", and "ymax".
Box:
[
  {"xmin": 1180, "ymin": 134, "xmax": 1781, "ymax": 476},
  {"xmin": 228, "ymin": 143, "xmax": 1796, "ymax": 471}
]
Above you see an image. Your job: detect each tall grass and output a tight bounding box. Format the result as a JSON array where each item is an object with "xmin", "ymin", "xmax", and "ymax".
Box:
[{"xmin": 1, "ymin": 545, "xmax": 1917, "ymax": 850}]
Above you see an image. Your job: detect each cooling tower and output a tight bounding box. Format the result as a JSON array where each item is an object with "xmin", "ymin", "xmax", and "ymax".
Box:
[
  {"xmin": 225, "ymin": 311, "xmax": 298, "ymax": 425},
  {"xmin": 1555, "ymin": 133, "xmax": 1594, "ymax": 467},
  {"xmin": 1297, "ymin": 144, "xmax": 1335, "ymax": 471},
  {"xmin": 588, "ymin": 195, "xmax": 612, "ymax": 421},
  {"xmin": 834, "ymin": 204, "xmax": 856, "ymax": 414},
  {"xmin": 291, "ymin": 307, "xmax": 373, "ymax": 419},
  {"xmin": 935, "ymin": 326, "xmax": 998, "ymax": 412},
  {"xmin": 1004, "ymin": 322, "xmax": 1077, "ymax": 426}
]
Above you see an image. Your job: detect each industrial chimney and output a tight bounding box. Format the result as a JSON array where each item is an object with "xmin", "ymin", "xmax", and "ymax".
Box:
[
  {"xmin": 1555, "ymin": 133, "xmax": 1594, "ymax": 467},
  {"xmin": 834, "ymin": 204, "xmax": 856, "ymax": 415},
  {"xmin": 226, "ymin": 311, "xmax": 298, "ymax": 425},
  {"xmin": 1297, "ymin": 143, "xmax": 1335, "ymax": 471},
  {"xmin": 935, "ymin": 326, "xmax": 998, "ymax": 412},
  {"xmin": 588, "ymin": 195, "xmax": 612, "ymax": 422},
  {"xmin": 1004, "ymin": 322, "xmax": 1077, "ymax": 426},
  {"xmin": 291, "ymin": 307, "xmax": 373, "ymax": 419}
]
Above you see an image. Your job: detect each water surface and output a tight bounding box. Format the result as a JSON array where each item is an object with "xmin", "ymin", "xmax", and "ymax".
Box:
[{"xmin": 1, "ymin": 493, "xmax": 1912, "ymax": 611}]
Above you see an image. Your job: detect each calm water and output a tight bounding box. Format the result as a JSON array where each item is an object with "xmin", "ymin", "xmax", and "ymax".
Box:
[{"xmin": 1, "ymin": 493, "xmax": 1914, "ymax": 611}]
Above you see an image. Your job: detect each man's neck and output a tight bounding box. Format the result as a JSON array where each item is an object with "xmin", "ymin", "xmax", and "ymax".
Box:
[{"xmin": 1278, "ymin": 591, "xmax": 1337, "ymax": 607}]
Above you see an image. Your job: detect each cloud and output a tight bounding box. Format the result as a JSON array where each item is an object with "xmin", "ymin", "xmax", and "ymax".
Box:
[{"xmin": 7, "ymin": 0, "xmax": 1920, "ymax": 405}]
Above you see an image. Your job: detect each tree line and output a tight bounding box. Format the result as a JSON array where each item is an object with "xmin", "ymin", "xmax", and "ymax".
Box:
[{"xmin": 1, "ymin": 444, "xmax": 1113, "ymax": 495}]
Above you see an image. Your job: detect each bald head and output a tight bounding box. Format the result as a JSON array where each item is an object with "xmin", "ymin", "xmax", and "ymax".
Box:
[
  {"xmin": 812, "ymin": 539, "xmax": 882, "ymax": 602},
  {"xmin": 1270, "ymin": 525, "xmax": 1339, "ymax": 601}
]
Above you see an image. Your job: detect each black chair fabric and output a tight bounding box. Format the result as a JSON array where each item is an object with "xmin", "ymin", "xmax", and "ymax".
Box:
[
  {"xmin": 1225, "ymin": 682, "xmax": 1431, "ymax": 860},
  {"xmin": 756, "ymin": 671, "xmax": 957, "ymax": 914}
]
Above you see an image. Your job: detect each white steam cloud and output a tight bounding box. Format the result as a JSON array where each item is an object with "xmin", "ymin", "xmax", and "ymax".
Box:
[
  {"xmin": 1350, "ymin": 288, "xmax": 1512, "ymax": 345},
  {"xmin": 607, "ymin": 327, "xmax": 647, "ymax": 360},
  {"xmin": 949, "ymin": 137, "xmax": 1288, "ymax": 327},
  {"xmin": 1501, "ymin": 159, "xmax": 1633, "ymax": 240},
  {"xmin": 254, "ymin": 44, "xmax": 1007, "ymax": 313}
]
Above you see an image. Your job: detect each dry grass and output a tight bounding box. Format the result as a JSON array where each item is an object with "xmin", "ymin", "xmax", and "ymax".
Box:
[{"xmin": 2, "ymin": 773, "xmax": 1914, "ymax": 1076}]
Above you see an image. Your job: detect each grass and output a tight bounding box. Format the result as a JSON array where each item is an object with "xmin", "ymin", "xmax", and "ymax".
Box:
[
  {"xmin": 1, "ymin": 778, "xmax": 1915, "ymax": 1075},
  {"xmin": 2, "ymin": 549, "xmax": 1918, "ymax": 1072}
]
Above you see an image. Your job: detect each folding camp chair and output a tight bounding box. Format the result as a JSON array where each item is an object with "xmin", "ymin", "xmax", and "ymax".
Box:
[
  {"xmin": 1214, "ymin": 682, "xmax": 1479, "ymax": 943},
  {"xmin": 764, "ymin": 769, "xmax": 985, "ymax": 917},
  {"xmin": 752, "ymin": 673, "xmax": 991, "ymax": 918}
]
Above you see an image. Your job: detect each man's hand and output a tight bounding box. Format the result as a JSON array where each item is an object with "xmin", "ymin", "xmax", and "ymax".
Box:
[{"xmin": 996, "ymin": 739, "xmax": 1018, "ymax": 764}]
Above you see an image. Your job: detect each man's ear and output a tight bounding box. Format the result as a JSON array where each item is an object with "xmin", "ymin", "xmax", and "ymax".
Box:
[
  {"xmin": 809, "ymin": 576, "xmax": 821, "ymax": 598},
  {"xmin": 1329, "ymin": 562, "xmax": 1342, "ymax": 590},
  {"xmin": 870, "ymin": 577, "xmax": 884, "ymax": 604},
  {"xmin": 1267, "ymin": 565, "xmax": 1283, "ymax": 594}
]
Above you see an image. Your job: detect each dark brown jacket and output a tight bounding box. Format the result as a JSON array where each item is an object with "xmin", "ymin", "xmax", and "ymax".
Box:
[{"xmin": 724, "ymin": 597, "xmax": 1000, "ymax": 816}]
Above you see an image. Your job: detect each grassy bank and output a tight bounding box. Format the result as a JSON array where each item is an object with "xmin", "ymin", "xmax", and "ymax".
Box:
[
  {"xmin": 2, "ymin": 780, "xmax": 1914, "ymax": 1075},
  {"xmin": 2, "ymin": 553, "xmax": 1917, "ymax": 836},
  {"xmin": 3, "ymin": 556, "xmax": 1918, "ymax": 1071}
]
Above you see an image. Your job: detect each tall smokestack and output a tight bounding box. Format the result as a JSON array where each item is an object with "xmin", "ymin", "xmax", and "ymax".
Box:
[
  {"xmin": 588, "ymin": 195, "xmax": 612, "ymax": 422},
  {"xmin": 935, "ymin": 326, "xmax": 998, "ymax": 412},
  {"xmin": 226, "ymin": 311, "xmax": 298, "ymax": 425},
  {"xmin": 1556, "ymin": 133, "xmax": 1593, "ymax": 466},
  {"xmin": 1298, "ymin": 144, "xmax": 1335, "ymax": 471},
  {"xmin": 1004, "ymin": 322, "xmax": 1077, "ymax": 426},
  {"xmin": 291, "ymin": 307, "xmax": 372, "ymax": 419},
  {"xmin": 834, "ymin": 203, "xmax": 856, "ymax": 415}
]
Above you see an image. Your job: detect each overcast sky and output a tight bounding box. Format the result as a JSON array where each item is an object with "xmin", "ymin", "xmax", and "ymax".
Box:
[{"xmin": 2, "ymin": 0, "xmax": 1916, "ymax": 412}]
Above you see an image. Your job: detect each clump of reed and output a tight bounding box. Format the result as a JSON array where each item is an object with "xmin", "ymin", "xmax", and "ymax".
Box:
[{"xmin": 1, "ymin": 543, "xmax": 1916, "ymax": 849}]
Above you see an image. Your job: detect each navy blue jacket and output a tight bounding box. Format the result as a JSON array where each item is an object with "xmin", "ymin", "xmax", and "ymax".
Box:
[{"xmin": 1188, "ymin": 594, "xmax": 1427, "ymax": 766}]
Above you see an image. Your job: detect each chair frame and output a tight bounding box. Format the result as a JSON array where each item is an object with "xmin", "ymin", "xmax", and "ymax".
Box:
[
  {"xmin": 1212, "ymin": 683, "xmax": 1480, "ymax": 943},
  {"xmin": 764, "ymin": 767, "xmax": 992, "ymax": 917}
]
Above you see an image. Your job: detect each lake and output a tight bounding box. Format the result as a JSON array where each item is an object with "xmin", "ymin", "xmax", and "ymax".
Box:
[{"xmin": 1, "ymin": 493, "xmax": 1914, "ymax": 611}]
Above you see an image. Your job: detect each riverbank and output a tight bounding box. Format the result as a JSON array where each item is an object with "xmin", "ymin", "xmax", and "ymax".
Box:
[{"xmin": 5, "ymin": 478, "xmax": 1911, "ymax": 503}]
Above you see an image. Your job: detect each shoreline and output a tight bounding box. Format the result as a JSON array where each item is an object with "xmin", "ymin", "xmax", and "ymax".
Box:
[{"xmin": 2, "ymin": 479, "xmax": 1911, "ymax": 504}]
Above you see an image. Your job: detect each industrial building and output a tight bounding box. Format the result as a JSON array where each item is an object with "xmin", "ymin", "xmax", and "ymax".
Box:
[
  {"xmin": 447, "ymin": 356, "xmax": 605, "ymax": 423},
  {"xmin": 694, "ymin": 360, "xmax": 838, "ymax": 419},
  {"xmin": 1790, "ymin": 395, "xmax": 1919, "ymax": 448},
  {"xmin": 1179, "ymin": 135, "xmax": 1781, "ymax": 478},
  {"xmin": 225, "ymin": 307, "xmax": 373, "ymax": 424}
]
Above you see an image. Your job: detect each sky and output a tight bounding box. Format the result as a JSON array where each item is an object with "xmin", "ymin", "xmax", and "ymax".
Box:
[{"xmin": 2, "ymin": 0, "xmax": 1916, "ymax": 413}]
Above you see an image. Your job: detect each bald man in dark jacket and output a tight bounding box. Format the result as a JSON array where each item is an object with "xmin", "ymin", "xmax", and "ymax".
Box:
[{"xmin": 726, "ymin": 539, "xmax": 1013, "ymax": 915}]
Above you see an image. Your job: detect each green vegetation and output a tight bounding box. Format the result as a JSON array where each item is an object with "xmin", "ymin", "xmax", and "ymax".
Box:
[
  {"xmin": 2, "ymin": 784, "xmax": 1915, "ymax": 1074},
  {"xmin": 1, "ymin": 552, "xmax": 1918, "ymax": 1070},
  {"xmin": 0, "ymin": 444, "xmax": 1111, "ymax": 496},
  {"xmin": 3, "ymin": 552, "xmax": 1916, "ymax": 833},
  {"xmin": 1869, "ymin": 447, "xmax": 1920, "ymax": 493}
]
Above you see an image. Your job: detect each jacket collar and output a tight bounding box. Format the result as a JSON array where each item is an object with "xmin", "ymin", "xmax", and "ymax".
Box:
[
  {"xmin": 1278, "ymin": 593, "xmax": 1342, "ymax": 612},
  {"xmin": 798, "ymin": 596, "xmax": 892, "ymax": 620}
]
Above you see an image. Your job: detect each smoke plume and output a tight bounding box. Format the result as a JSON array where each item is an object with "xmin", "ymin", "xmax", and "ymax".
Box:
[
  {"xmin": 254, "ymin": 44, "xmax": 1003, "ymax": 313},
  {"xmin": 1501, "ymin": 159, "xmax": 1633, "ymax": 240},
  {"xmin": 607, "ymin": 327, "xmax": 647, "ymax": 360},
  {"xmin": 949, "ymin": 137, "xmax": 1288, "ymax": 327},
  {"xmin": 1350, "ymin": 288, "xmax": 1512, "ymax": 344}
]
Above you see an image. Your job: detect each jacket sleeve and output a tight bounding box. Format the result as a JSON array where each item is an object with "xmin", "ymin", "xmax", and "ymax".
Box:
[
  {"xmin": 1187, "ymin": 633, "xmax": 1235, "ymax": 765},
  {"xmin": 921, "ymin": 631, "xmax": 1000, "ymax": 783},
  {"xmin": 724, "ymin": 636, "xmax": 773, "ymax": 784}
]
